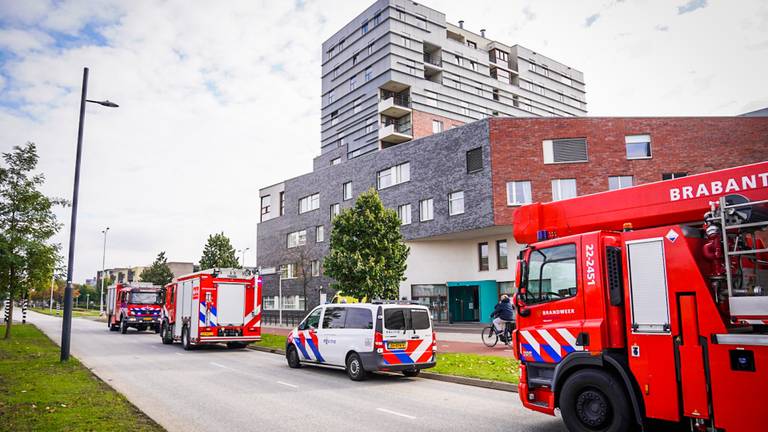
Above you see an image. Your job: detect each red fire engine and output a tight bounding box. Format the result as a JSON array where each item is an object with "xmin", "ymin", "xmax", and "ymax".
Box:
[
  {"xmin": 159, "ymin": 268, "xmax": 262, "ymax": 349},
  {"xmin": 511, "ymin": 161, "xmax": 768, "ymax": 432},
  {"xmin": 106, "ymin": 282, "xmax": 162, "ymax": 333}
]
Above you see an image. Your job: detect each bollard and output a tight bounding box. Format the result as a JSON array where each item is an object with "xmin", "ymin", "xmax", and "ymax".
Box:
[
  {"xmin": 22, "ymin": 297, "xmax": 28, "ymax": 324},
  {"xmin": 3, "ymin": 295, "xmax": 9, "ymax": 323},
  {"xmin": 56, "ymin": 302, "xmax": 61, "ymax": 316}
]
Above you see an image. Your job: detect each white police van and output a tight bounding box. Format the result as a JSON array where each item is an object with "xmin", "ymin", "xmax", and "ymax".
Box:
[{"xmin": 285, "ymin": 303, "xmax": 437, "ymax": 380}]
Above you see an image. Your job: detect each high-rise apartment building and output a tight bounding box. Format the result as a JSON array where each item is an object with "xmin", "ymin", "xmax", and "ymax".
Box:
[{"xmin": 320, "ymin": 0, "xmax": 587, "ymax": 160}]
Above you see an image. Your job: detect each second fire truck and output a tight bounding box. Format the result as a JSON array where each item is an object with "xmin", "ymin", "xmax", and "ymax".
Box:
[
  {"xmin": 159, "ymin": 268, "xmax": 262, "ymax": 349},
  {"xmin": 106, "ymin": 282, "xmax": 163, "ymax": 333},
  {"xmin": 511, "ymin": 162, "xmax": 767, "ymax": 432}
]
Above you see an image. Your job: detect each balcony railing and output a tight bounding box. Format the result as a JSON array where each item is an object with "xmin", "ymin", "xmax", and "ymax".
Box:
[
  {"xmin": 381, "ymin": 91, "xmax": 410, "ymax": 108},
  {"xmin": 423, "ymin": 53, "xmax": 442, "ymax": 67},
  {"xmin": 382, "ymin": 118, "xmax": 412, "ymax": 135}
]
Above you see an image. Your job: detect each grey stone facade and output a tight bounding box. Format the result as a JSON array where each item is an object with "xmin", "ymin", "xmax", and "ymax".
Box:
[{"xmin": 257, "ymin": 119, "xmax": 493, "ymax": 319}]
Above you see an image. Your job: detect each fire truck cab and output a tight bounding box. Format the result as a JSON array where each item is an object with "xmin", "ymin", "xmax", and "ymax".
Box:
[
  {"xmin": 511, "ymin": 162, "xmax": 768, "ymax": 432},
  {"xmin": 160, "ymin": 268, "xmax": 262, "ymax": 350},
  {"xmin": 106, "ymin": 282, "xmax": 162, "ymax": 333}
]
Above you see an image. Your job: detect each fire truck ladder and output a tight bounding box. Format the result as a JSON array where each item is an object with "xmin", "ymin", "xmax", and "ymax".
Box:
[{"xmin": 714, "ymin": 195, "xmax": 768, "ymax": 321}]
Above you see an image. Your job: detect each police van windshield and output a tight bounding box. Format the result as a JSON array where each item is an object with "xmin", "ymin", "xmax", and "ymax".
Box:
[
  {"xmin": 130, "ymin": 292, "xmax": 159, "ymax": 304},
  {"xmin": 384, "ymin": 308, "xmax": 430, "ymax": 330}
]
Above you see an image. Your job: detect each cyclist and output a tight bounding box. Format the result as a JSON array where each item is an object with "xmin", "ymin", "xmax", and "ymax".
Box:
[{"xmin": 490, "ymin": 295, "xmax": 515, "ymax": 344}]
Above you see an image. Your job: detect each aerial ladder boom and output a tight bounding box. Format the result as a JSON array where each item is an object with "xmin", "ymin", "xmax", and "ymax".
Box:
[{"xmin": 513, "ymin": 161, "xmax": 768, "ymax": 244}]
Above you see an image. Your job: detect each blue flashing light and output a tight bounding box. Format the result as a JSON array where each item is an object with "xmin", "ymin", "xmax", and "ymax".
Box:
[{"xmin": 536, "ymin": 230, "xmax": 549, "ymax": 241}]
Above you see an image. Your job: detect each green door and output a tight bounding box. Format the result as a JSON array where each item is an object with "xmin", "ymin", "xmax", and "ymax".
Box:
[{"xmin": 449, "ymin": 285, "xmax": 479, "ymax": 322}]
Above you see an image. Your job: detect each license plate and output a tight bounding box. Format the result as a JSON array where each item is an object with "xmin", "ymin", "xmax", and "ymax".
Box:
[
  {"xmin": 387, "ymin": 341, "xmax": 406, "ymax": 350},
  {"xmin": 200, "ymin": 331, "xmax": 214, "ymax": 336},
  {"xmin": 143, "ymin": 318, "xmax": 153, "ymax": 321}
]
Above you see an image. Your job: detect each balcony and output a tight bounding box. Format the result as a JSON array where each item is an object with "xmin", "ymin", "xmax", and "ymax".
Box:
[
  {"xmin": 423, "ymin": 52, "xmax": 442, "ymax": 68},
  {"xmin": 378, "ymin": 94, "xmax": 411, "ymax": 118},
  {"xmin": 379, "ymin": 118, "xmax": 412, "ymax": 145}
]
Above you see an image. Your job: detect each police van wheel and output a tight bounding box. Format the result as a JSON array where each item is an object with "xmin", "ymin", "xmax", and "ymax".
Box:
[
  {"xmin": 120, "ymin": 317, "xmax": 128, "ymax": 334},
  {"xmin": 181, "ymin": 326, "xmax": 192, "ymax": 350},
  {"xmin": 402, "ymin": 370, "xmax": 420, "ymax": 378},
  {"xmin": 559, "ymin": 369, "xmax": 632, "ymax": 432},
  {"xmin": 286, "ymin": 345, "xmax": 301, "ymax": 369},
  {"xmin": 346, "ymin": 353, "xmax": 367, "ymax": 381},
  {"xmin": 161, "ymin": 322, "xmax": 173, "ymax": 344}
]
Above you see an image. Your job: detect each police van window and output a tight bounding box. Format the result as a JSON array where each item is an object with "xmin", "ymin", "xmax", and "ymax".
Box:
[
  {"xmin": 303, "ymin": 308, "xmax": 322, "ymax": 329},
  {"xmin": 322, "ymin": 307, "xmax": 347, "ymax": 329},
  {"xmin": 411, "ymin": 309, "xmax": 430, "ymax": 330},
  {"xmin": 344, "ymin": 308, "xmax": 373, "ymax": 329},
  {"xmin": 384, "ymin": 309, "xmax": 406, "ymax": 330},
  {"xmin": 525, "ymin": 244, "xmax": 577, "ymax": 305}
]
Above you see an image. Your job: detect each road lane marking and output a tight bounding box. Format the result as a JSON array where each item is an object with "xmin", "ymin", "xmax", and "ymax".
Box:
[
  {"xmin": 175, "ymin": 352, "xmax": 184, "ymax": 356},
  {"xmin": 276, "ymin": 381, "xmax": 298, "ymax": 388},
  {"xmin": 376, "ymin": 408, "xmax": 416, "ymax": 420},
  {"xmin": 210, "ymin": 362, "xmax": 228, "ymax": 369}
]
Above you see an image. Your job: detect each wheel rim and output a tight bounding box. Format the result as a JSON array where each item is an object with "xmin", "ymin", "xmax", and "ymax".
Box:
[
  {"xmin": 575, "ymin": 388, "xmax": 611, "ymax": 429},
  {"xmin": 481, "ymin": 327, "xmax": 498, "ymax": 347},
  {"xmin": 350, "ymin": 359, "xmax": 360, "ymax": 375}
]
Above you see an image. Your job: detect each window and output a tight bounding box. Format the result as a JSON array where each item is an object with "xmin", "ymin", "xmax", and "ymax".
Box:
[
  {"xmin": 541, "ymin": 65, "xmax": 550, "ymax": 76},
  {"xmin": 401, "ymin": 36, "xmax": 410, "ymax": 48},
  {"xmin": 561, "ymin": 75, "xmax": 573, "ymax": 86},
  {"xmin": 455, "ymin": 55, "xmax": 463, "ymax": 66},
  {"xmin": 345, "ymin": 308, "xmax": 373, "ymax": 329},
  {"xmin": 415, "ymin": 14, "xmax": 426, "ymax": 29},
  {"xmin": 364, "ymin": 68, "xmax": 372, "ymax": 82},
  {"xmin": 298, "ymin": 193, "xmax": 319, "ymax": 213},
  {"xmin": 507, "ymin": 181, "xmax": 532, "ymax": 205},
  {"xmin": 302, "ymin": 307, "xmax": 322, "ymax": 329},
  {"xmin": 330, "ymin": 110, "xmax": 338, "ymax": 126},
  {"xmin": 361, "ymin": 21, "xmax": 369, "ymax": 35},
  {"xmin": 367, "ymin": 43, "xmax": 374, "ymax": 55},
  {"xmin": 330, "ymin": 203, "xmax": 340, "ymax": 219},
  {"xmin": 279, "ymin": 192, "xmax": 285, "ymax": 216},
  {"xmin": 311, "ymin": 260, "xmax": 321, "ymax": 277},
  {"xmin": 528, "ymin": 62, "xmax": 536, "ymax": 72},
  {"xmin": 349, "ymin": 76, "xmax": 356, "ymax": 91},
  {"xmin": 398, "ymin": 204, "xmax": 412, "ymax": 225},
  {"xmin": 625, "ymin": 134, "xmax": 652, "ymax": 159},
  {"xmin": 328, "ymin": 91, "xmax": 334, "ymax": 104},
  {"xmin": 470, "ymin": 61, "xmax": 477, "ymax": 71},
  {"xmin": 263, "ymin": 296, "xmax": 277, "ymax": 310},
  {"xmin": 419, "ymin": 198, "xmax": 434, "ymax": 221},
  {"xmin": 492, "ymin": 88, "xmax": 499, "ymax": 101},
  {"xmin": 315, "ymin": 225, "xmax": 324, "ymax": 242},
  {"xmin": 432, "ymin": 120, "xmax": 443, "ymax": 134},
  {"xmin": 609, "ymin": 175, "xmax": 634, "ymax": 190},
  {"xmin": 467, "ymin": 40, "xmax": 477, "ymax": 49},
  {"xmin": 282, "ymin": 295, "xmax": 305, "ymax": 311},
  {"xmin": 322, "ymin": 307, "xmax": 347, "ymax": 328},
  {"xmin": 373, "ymin": 13, "xmax": 381, "ymax": 26},
  {"xmin": 338, "ymin": 132, "xmax": 345, "ymax": 147},
  {"xmin": 365, "ymin": 119, "xmax": 376, "ymax": 133},
  {"xmin": 377, "ymin": 162, "xmax": 410, "ymax": 189},
  {"xmin": 352, "ymin": 54, "xmax": 358, "ymax": 65},
  {"xmin": 497, "ymin": 240, "xmax": 508, "ymax": 270},
  {"xmin": 330, "ymin": 157, "xmax": 340, "ymax": 166},
  {"xmin": 327, "ymin": 47, "xmax": 335, "ymax": 60},
  {"xmin": 332, "ymin": 66, "xmax": 338, "ymax": 79},
  {"xmin": 343, "ymin": 181, "xmax": 352, "ymax": 200},
  {"xmin": 396, "ymin": 8, "xmax": 404, "ymax": 20},
  {"xmin": 662, "ymin": 172, "xmax": 688, "ymax": 180},
  {"xmin": 479, "ymin": 242, "xmax": 489, "ymax": 271},
  {"xmin": 552, "ymin": 178, "xmax": 577, "ymax": 201},
  {"xmin": 466, "ymin": 147, "xmax": 483, "ymax": 173},
  {"xmin": 353, "ymin": 100, "xmax": 361, "ymax": 114},
  {"xmin": 260, "ymin": 195, "xmax": 270, "ymax": 221},
  {"xmin": 448, "ymin": 191, "xmax": 464, "ymax": 215},
  {"xmin": 543, "ymin": 138, "xmax": 588, "ymax": 163},
  {"xmin": 524, "ymin": 244, "xmax": 577, "ymax": 305},
  {"xmin": 287, "ymin": 230, "xmax": 307, "ymax": 248},
  {"xmin": 280, "ymin": 263, "xmax": 297, "ymax": 279}
]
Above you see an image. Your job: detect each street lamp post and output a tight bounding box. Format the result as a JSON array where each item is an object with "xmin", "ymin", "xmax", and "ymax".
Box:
[
  {"xmin": 60, "ymin": 67, "xmax": 118, "ymax": 362},
  {"xmin": 241, "ymin": 247, "xmax": 250, "ymax": 268},
  {"xmin": 99, "ymin": 227, "xmax": 109, "ymax": 315}
]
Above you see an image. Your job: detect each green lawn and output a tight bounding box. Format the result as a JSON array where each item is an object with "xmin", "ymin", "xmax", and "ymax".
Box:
[
  {"xmin": 252, "ymin": 333, "xmax": 519, "ymax": 384},
  {"xmin": 29, "ymin": 307, "xmax": 101, "ymax": 318},
  {"xmin": 430, "ymin": 353, "xmax": 520, "ymax": 384},
  {"xmin": 0, "ymin": 324, "xmax": 163, "ymax": 432},
  {"xmin": 252, "ymin": 333, "xmax": 287, "ymax": 350}
]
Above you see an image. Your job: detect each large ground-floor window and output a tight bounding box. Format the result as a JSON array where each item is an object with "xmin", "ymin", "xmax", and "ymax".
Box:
[{"xmin": 411, "ymin": 284, "xmax": 448, "ymax": 323}]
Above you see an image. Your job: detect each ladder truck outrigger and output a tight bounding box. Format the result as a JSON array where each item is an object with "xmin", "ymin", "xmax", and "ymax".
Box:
[{"xmin": 510, "ymin": 161, "xmax": 768, "ymax": 432}]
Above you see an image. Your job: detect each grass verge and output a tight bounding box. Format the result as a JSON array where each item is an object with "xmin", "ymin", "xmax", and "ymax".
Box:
[
  {"xmin": 252, "ymin": 333, "xmax": 519, "ymax": 384},
  {"xmin": 0, "ymin": 323, "xmax": 163, "ymax": 432},
  {"xmin": 430, "ymin": 353, "xmax": 519, "ymax": 384},
  {"xmin": 29, "ymin": 307, "xmax": 101, "ymax": 318}
]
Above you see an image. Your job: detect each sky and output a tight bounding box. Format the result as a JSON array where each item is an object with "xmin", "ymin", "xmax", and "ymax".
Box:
[{"xmin": 0, "ymin": 0, "xmax": 766, "ymax": 283}]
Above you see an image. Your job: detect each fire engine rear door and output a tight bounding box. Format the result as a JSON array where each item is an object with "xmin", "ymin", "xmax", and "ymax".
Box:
[{"xmin": 216, "ymin": 283, "xmax": 245, "ymax": 326}]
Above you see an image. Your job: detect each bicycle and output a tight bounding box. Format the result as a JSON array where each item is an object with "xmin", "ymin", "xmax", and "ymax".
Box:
[{"xmin": 481, "ymin": 321, "xmax": 514, "ymax": 347}]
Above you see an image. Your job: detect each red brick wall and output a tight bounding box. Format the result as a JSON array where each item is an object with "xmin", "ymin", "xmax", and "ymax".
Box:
[
  {"xmin": 490, "ymin": 117, "xmax": 768, "ymax": 225},
  {"xmin": 412, "ymin": 109, "xmax": 465, "ymax": 139}
]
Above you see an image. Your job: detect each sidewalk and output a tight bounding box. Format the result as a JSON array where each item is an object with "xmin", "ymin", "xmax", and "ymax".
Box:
[{"xmin": 261, "ymin": 326, "xmax": 515, "ymax": 358}]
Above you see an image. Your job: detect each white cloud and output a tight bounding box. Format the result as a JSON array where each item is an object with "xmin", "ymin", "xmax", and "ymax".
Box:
[{"xmin": 0, "ymin": 0, "xmax": 766, "ymax": 282}]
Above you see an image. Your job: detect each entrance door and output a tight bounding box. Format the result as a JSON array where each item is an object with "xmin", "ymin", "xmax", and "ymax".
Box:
[{"xmin": 449, "ymin": 285, "xmax": 479, "ymax": 322}]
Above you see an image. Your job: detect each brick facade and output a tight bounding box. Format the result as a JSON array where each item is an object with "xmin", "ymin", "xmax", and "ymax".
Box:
[
  {"xmin": 412, "ymin": 109, "xmax": 466, "ymax": 139},
  {"xmin": 489, "ymin": 117, "xmax": 768, "ymax": 225}
]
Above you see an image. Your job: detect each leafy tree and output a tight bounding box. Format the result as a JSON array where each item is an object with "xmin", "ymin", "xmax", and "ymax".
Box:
[
  {"xmin": 0, "ymin": 143, "xmax": 64, "ymax": 338},
  {"xmin": 139, "ymin": 252, "xmax": 174, "ymax": 286},
  {"xmin": 199, "ymin": 232, "xmax": 240, "ymax": 269},
  {"xmin": 323, "ymin": 188, "xmax": 409, "ymax": 301}
]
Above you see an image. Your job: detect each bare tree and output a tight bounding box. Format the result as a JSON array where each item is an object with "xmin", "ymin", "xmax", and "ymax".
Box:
[{"xmin": 280, "ymin": 243, "xmax": 320, "ymax": 312}]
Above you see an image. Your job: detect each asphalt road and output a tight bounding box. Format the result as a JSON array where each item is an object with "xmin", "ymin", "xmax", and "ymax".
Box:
[{"xmin": 26, "ymin": 311, "xmax": 565, "ymax": 432}]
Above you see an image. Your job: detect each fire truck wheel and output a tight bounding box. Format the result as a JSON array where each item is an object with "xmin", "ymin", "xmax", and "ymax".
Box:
[
  {"xmin": 161, "ymin": 321, "xmax": 173, "ymax": 345},
  {"xmin": 559, "ymin": 369, "xmax": 632, "ymax": 432},
  {"xmin": 108, "ymin": 315, "xmax": 118, "ymax": 331},
  {"xmin": 120, "ymin": 317, "xmax": 128, "ymax": 334},
  {"xmin": 181, "ymin": 326, "xmax": 192, "ymax": 350},
  {"xmin": 286, "ymin": 345, "xmax": 301, "ymax": 369},
  {"xmin": 346, "ymin": 353, "xmax": 368, "ymax": 381},
  {"xmin": 154, "ymin": 324, "xmax": 161, "ymax": 334}
]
